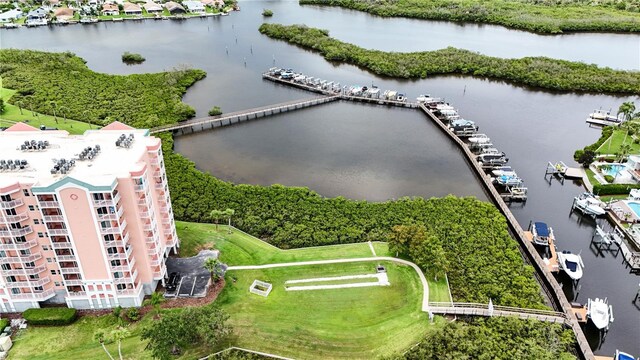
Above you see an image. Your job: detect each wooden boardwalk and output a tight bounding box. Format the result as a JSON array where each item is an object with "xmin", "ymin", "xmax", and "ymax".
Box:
[
  {"xmin": 417, "ymin": 104, "xmax": 595, "ymax": 360},
  {"xmin": 428, "ymin": 302, "xmax": 566, "ymax": 324},
  {"xmin": 150, "ymin": 95, "xmax": 340, "ymax": 135}
]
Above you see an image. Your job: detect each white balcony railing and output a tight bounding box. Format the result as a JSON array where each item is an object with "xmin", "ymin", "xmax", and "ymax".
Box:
[
  {"xmin": 51, "ymin": 241, "xmax": 72, "ymax": 249},
  {"xmin": 0, "ymin": 240, "xmax": 38, "ymax": 251},
  {"xmin": 63, "ymin": 279, "xmax": 83, "ymax": 286},
  {"xmin": 66, "ymin": 291, "xmax": 87, "ymax": 298},
  {"xmin": 38, "ymin": 200, "xmax": 59, "ymax": 208},
  {"xmin": 6, "ymin": 277, "xmax": 50, "ymax": 288},
  {"xmin": 100, "ymin": 226, "xmax": 121, "ymax": 235},
  {"xmin": 11, "ymin": 288, "xmax": 55, "ymax": 300},
  {"xmin": 3, "ymin": 212, "xmax": 29, "ymax": 223},
  {"xmin": 2, "ymin": 265, "xmax": 46, "ymax": 276},
  {"xmin": 0, "ymin": 226, "xmax": 33, "ymax": 237},
  {"xmin": 47, "ymin": 228, "xmax": 68, "ymax": 236},
  {"xmin": 0, "ymin": 198, "xmax": 24, "ymax": 209},
  {"xmin": 56, "ymin": 254, "xmax": 76, "ymax": 261},
  {"xmin": 42, "ymin": 215, "xmax": 64, "ymax": 223},
  {"xmin": 0, "ymin": 253, "xmax": 42, "ymax": 264},
  {"xmin": 59, "ymin": 267, "xmax": 80, "ymax": 274}
]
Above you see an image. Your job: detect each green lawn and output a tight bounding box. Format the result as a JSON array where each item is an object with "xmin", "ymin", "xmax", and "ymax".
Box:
[
  {"xmin": 219, "ymin": 261, "xmax": 431, "ymax": 359},
  {"xmin": 585, "ymin": 168, "xmax": 601, "ymax": 186},
  {"xmin": 1, "ymin": 88, "xmax": 94, "ymax": 135},
  {"xmin": 176, "ymin": 222, "xmax": 374, "ymax": 265},
  {"xmin": 371, "ymin": 241, "xmax": 392, "ymax": 257},
  {"xmin": 285, "ymin": 276, "xmax": 381, "ymax": 287},
  {"xmin": 597, "ymin": 129, "xmax": 640, "ymax": 155},
  {"xmin": 428, "ymin": 277, "xmax": 452, "ymax": 304}
]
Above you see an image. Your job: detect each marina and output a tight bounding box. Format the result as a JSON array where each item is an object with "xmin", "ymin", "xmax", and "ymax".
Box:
[{"xmin": 4, "ymin": 8, "xmax": 639, "ymax": 354}]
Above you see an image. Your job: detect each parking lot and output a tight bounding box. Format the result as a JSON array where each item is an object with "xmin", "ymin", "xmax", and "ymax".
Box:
[{"xmin": 164, "ymin": 250, "xmax": 219, "ymax": 298}]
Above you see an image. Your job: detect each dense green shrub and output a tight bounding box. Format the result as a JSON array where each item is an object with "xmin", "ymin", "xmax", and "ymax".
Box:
[
  {"xmin": 593, "ymin": 183, "xmax": 640, "ymax": 195},
  {"xmin": 161, "ymin": 134, "xmax": 545, "ymax": 308},
  {"xmin": 262, "ymin": 9, "xmax": 273, "ymax": 16},
  {"xmin": 300, "ymin": 0, "xmax": 640, "ymax": 34},
  {"xmin": 0, "ymin": 319, "xmax": 8, "ymax": 330},
  {"xmin": 125, "ymin": 307, "xmax": 140, "ymax": 322},
  {"xmin": 259, "ymin": 24, "xmax": 640, "ymax": 95},
  {"xmin": 401, "ymin": 317, "xmax": 576, "ymax": 359},
  {"xmin": 23, "ymin": 308, "xmax": 77, "ymax": 326},
  {"xmin": 604, "ymin": 174, "xmax": 615, "ymax": 183},
  {"xmin": 121, "ymin": 52, "xmax": 146, "ymax": 64},
  {"xmin": 208, "ymin": 106, "xmax": 222, "ymax": 116},
  {"xmin": 0, "ymin": 49, "xmax": 205, "ymax": 128}
]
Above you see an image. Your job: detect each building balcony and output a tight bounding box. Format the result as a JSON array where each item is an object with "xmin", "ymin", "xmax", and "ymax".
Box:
[
  {"xmin": 0, "ymin": 253, "xmax": 42, "ymax": 264},
  {"xmin": 0, "ymin": 239, "xmax": 38, "ymax": 251},
  {"xmin": 38, "ymin": 200, "xmax": 60, "ymax": 208},
  {"xmin": 146, "ymin": 233, "xmax": 160, "ymax": 245},
  {"xmin": 107, "ymin": 247, "xmax": 133, "ymax": 261},
  {"xmin": 66, "ymin": 291, "xmax": 87, "ymax": 298},
  {"xmin": 152, "ymin": 266, "xmax": 166, "ymax": 280},
  {"xmin": 113, "ymin": 270, "xmax": 137, "ymax": 285},
  {"xmin": 63, "ymin": 279, "xmax": 83, "ymax": 286},
  {"xmin": 116, "ymin": 287, "xmax": 141, "ymax": 296},
  {"xmin": 96, "ymin": 206, "xmax": 124, "ymax": 222},
  {"xmin": 59, "ymin": 267, "xmax": 80, "ymax": 274},
  {"xmin": 99, "ymin": 226, "xmax": 121, "ymax": 235},
  {"xmin": 92, "ymin": 193, "xmax": 120, "ymax": 207},
  {"xmin": 2, "ymin": 265, "xmax": 47, "ymax": 276},
  {"xmin": 3, "ymin": 212, "xmax": 29, "ymax": 223},
  {"xmin": 0, "ymin": 226, "xmax": 33, "ymax": 237},
  {"xmin": 47, "ymin": 228, "xmax": 68, "ymax": 236},
  {"xmin": 6, "ymin": 277, "xmax": 50, "ymax": 288},
  {"xmin": 11, "ymin": 288, "xmax": 55, "ymax": 300},
  {"xmin": 0, "ymin": 198, "xmax": 24, "ymax": 209},
  {"xmin": 56, "ymin": 254, "xmax": 76, "ymax": 261},
  {"xmin": 51, "ymin": 241, "xmax": 73, "ymax": 249},
  {"xmin": 133, "ymin": 182, "xmax": 148, "ymax": 192},
  {"xmin": 42, "ymin": 214, "xmax": 64, "ymax": 223}
]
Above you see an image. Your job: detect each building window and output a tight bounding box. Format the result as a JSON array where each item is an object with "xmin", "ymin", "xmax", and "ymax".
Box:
[
  {"xmin": 104, "ymin": 234, "xmax": 115, "ymax": 242},
  {"xmin": 107, "ymin": 247, "xmax": 117, "ymax": 255},
  {"xmin": 23, "ymin": 189, "xmax": 30, "ymax": 197},
  {"xmin": 28, "ymin": 205, "xmax": 35, "ymax": 211},
  {"xmin": 111, "ymin": 260, "xmax": 121, "ymax": 267},
  {"xmin": 19, "ymin": 250, "xmax": 30, "ymax": 256},
  {"xmin": 28, "ymin": 275, "xmax": 39, "ymax": 280},
  {"xmin": 0, "ymin": 251, "xmax": 5, "ymax": 258},
  {"xmin": 11, "ymin": 288, "xmax": 20, "ymax": 295},
  {"xmin": 6, "ymin": 276, "xmax": 16, "ymax": 283},
  {"xmin": 42, "ymin": 245, "xmax": 49, "ymax": 251},
  {"xmin": 113, "ymin": 272, "xmax": 123, "ymax": 279},
  {"xmin": 1, "ymin": 264, "xmax": 10, "ymax": 271},
  {"xmin": 37, "ymin": 232, "xmax": 44, "ymax": 238},
  {"xmin": 25, "ymin": 262, "xmax": 35, "ymax": 268},
  {"xmin": 34, "ymin": 219, "xmax": 39, "ymax": 225},
  {"xmin": 55, "ymin": 282, "xmax": 61, "ymax": 286},
  {"xmin": 46, "ymin": 258, "xmax": 52, "ymax": 263},
  {"xmin": 116, "ymin": 284, "xmax": 126, "ymax": 290},
  {"xmin": 51, "ymin": 270, "xmax": 56, "ymax": 275},
  {"xmin": 34, "ymin": 286, "xmax": 43, "ymax": 291}
]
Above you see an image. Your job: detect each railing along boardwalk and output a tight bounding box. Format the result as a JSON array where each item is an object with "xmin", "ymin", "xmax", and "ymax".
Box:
[
  {"xmin": 428, "ymin": 302, "xmax": 566, "ymax": 324},
  {"xmin": 418, "ymin": 104, "xmax": 594, "ymax": 360},
  {"xmin": 150, "ymin": 95, "xmax": 340, "ymax": 135}
]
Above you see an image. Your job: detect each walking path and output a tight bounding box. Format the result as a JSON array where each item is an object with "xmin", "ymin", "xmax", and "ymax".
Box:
[
  {"xmin": 227, "ymin": 256, "xmax": 430, "ymax": 311},
  {"xmin": 368, "ymin": 241, "xmax": 376, "ymax": 256}
]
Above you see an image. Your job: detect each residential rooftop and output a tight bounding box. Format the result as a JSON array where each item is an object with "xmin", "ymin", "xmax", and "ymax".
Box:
[{"xmin": 0, "ymin": 122, "xmax": 158, "ymax": 190}]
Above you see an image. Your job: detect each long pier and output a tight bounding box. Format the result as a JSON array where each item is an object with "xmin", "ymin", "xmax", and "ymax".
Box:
[
  {"xmin": 428, "ymin": 302, "xmax": 567, "ymax": 324},
  {"xmin": 418, "ymin": 104, "xmax": 594, "ymax": 360},
  {"xmin": 150, "ymin": 95, "xmax": 339, "ymax": 135}
]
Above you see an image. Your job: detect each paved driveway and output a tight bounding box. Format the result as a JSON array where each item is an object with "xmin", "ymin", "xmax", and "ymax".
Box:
[{"xmin": 165, "ymin": 250, "xmax": 219, "ymax": 298}]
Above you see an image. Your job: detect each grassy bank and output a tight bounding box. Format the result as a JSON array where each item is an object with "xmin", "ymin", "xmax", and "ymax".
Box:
[
  {"xmin": 300, "ymin": 0, "xmax": 640, "ymax": 34},
  {"xmin": 0, "ymin": 49, "xmax": 205, "ymax": 128},
  {"xmin": 258, "ymin": 23, "xmax": 640, "ymax": 95}
]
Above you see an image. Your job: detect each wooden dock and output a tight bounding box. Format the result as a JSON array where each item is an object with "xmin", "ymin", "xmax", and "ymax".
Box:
[
  {"xmin": 417, "ymin": 104, "xmax": 594, "ymax": 360},
  {"xmin": 428, "ymin": 302, "xmax": 566, "ymax": 324},
  {"xmin": 524, "ymin": 231, "xmax": 560, "ymax": 273},
  {"xmin": 150, "ymin": 95, "xmax": 339, "ymax": 135},
  {"xmin": 570, "ymin": 303, "xmax": 588, "ymax": 324}
]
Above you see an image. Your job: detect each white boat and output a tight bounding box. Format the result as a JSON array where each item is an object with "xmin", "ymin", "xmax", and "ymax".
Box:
[
  {"xmin": 479, "ymin": 148, "xmax": 502, "ymax": 155},
  {"xmin": 385, "ymin": 90, "xmax": 397, "ymax": 100},
  {"xmin": 491, "ymin": 166, "xmax": 514, "ymax": 177},
  {"xmin": 589, "ymin": 109, "xmax": 622, "ymax": 122},
  {"xmin": 366, "ymin": 87, "xmax": 381, "ymax": 98},
  {"xmin": 416, "ymin": 94, "xmax": 432, "ymax": 103},
  {"xmin": 587, "ymin": 297, "xmax": 614, "ymax": 330},
  {"xmin": 435, "ymin": 104, "xmax": 455, "ymax": 112},
  {"xmin": 557, "ymin": 250, "xmax": 584, "ymax": 281},
  {"xmin": 495, "ymin": 174, "xmax": 522, "ymax": 186},
  {"xmin": 468, "ymin": 134, "xmax": 491, "ymax": 144},
  {"xmin": 396, "ymin": 93, "xmax": 407, "ymax": 102},
  {"xmin": 614, "ymin": 350, "xmax": 636, "ymax": 360},
  {"xmin": 530, "ymin": 221, "xmax": 553, "ymax": 247},
  {"xmin": 3, "ymin": 23, "xmax": 19, "ymax": 28},
  {"xmin": 573, "ymin": 192, "xmax": 605, "ymax": 217}
]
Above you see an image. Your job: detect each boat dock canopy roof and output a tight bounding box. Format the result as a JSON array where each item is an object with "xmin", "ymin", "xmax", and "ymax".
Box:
[{"xmin": 534, "ymin": 222, "xmax": 550, "ymax": 237}]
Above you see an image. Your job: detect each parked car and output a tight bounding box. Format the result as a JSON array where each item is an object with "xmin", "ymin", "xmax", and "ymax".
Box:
[{"xmin": 165, "ymin": 272, "xmax": 181, "ymax": 292}]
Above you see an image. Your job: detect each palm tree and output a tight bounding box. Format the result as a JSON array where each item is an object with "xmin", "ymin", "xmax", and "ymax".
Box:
[
  {"xmin": 618, "ymin": 101, "xmax": 636, "ymax": 122},
  {"xmin": 110, "ymin": 327, "xmax": 130, "ymax": 360},
  {"xmin": 209, "ymin": 209, "xmax": 224, "ymax": 231},
  {"xmin": 224, "ymin": 208, "xmax": 235, "ymax": 233},
  {"xmin": 203, "ymin": 257, "xmax": 221, "ymax": 281},
  {"xmin": 617, "ymin": 143, "xmax": 632, "ymax": 163},
  {"xmin": 94, "ymin": 330, "xmax": 115, "ymax": 360}
]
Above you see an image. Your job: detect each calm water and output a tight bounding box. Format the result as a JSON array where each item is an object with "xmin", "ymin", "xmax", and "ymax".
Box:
[{"xmin": 2, "ymin": 2, "xmax": 639, "ymax": 354}]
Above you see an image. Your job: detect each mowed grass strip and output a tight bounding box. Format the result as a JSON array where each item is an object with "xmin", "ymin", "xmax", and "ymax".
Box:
[
  {"xmin": 176, "ymin": 222, "xmax": 373, "ymax": 265},
  {"xmin": 219, "ymin": 261, "xmax": 430, "ymax": 359},
  {"xmin": 285, "ymin": 276, "xmax": 381, "ymax": 288}
]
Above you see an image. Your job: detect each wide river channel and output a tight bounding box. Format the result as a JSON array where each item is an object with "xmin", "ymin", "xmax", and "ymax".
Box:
[{"xmin": 2, "ymin": 0, "xmax": 639, "ymax": 354}]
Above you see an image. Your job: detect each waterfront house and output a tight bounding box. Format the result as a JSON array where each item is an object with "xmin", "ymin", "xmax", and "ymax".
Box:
[
  {"xmin": 101, "ymin": 3, "xmax": 119, "ymax": 15},
  {"xmin": 182, "ymin": 0, "xmax": 205, "ymax": 13},
  {"xmin": 122, "ymin": 2, "xmax": 142, "ymax": 15},
  {"xmin": 142, "ymin": 1, "xmax": 162, "ymax": 13},
  {"xmin": 53, "ymin": 7, "xmax": 74, "ymax": 21},
  {"xmin": 88, "ymin": 0, "xmax": 102, "ymax": 6},
  {"xmin": 0, "ymin": 9, "xmax": 22, "ymax": 23},
  {"xmin": 201, "ymin": 0, "xmax": 224, "ymax": 8},
  {"xmin": 164, "ymin": 1, "xmax": 185, "ymax": 14},
  {"xmin": 27, "ymin": 7, "xmax": 48, "ymax": 20}
]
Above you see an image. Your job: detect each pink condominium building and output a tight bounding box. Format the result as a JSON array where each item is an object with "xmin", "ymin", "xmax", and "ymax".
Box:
[{"xmin": 0, "ymin": 122, "xmax": 179, "ymax": 312}]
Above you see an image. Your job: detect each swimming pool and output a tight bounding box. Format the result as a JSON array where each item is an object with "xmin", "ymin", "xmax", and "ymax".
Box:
[
  {"xmin": 626, "ymin": 201, "xmax": 640, "ymax": 218},
  {"xmin": 602, "ymin": 163, "xmax": 626, "ymax": 177}
]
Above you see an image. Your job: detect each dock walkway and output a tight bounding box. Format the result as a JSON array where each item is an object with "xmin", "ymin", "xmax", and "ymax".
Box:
[
  {"xmin": 150, "ymin": 95, "xmax": 339, "ymax": 135},
  {"xmin": 428, "ymin": 302, "xmax": 566, "ymax": 323}
]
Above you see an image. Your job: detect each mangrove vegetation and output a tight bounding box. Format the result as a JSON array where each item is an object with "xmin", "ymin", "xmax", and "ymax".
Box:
[
  {"xmin": 300, "ymin": 0, "xmax": 640, "ymax": 34},
  {"xmin": 259, "ymin": 23, "xmax": 640, "ymax": 95}
]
